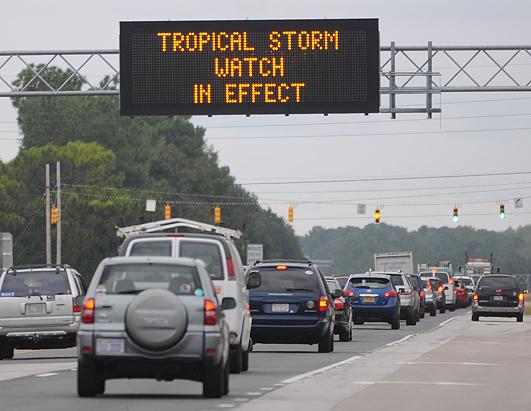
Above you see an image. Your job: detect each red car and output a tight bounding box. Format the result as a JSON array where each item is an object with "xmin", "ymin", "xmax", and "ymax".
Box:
[{"xmin": 455, "ymin": 281, "xmax": 468, "ymax": 307}]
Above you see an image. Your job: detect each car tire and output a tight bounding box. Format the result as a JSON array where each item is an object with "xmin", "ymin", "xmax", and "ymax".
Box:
[
  {"xmin": 391, "ymin": 316, "xmax": 401, "ymax": 330},
  {"xmin": 517, "ymin": 314, "xmax": 524, "ymax": 323},
  {"xmin": 241, "ymin": 347, "xmax": 250, "ymax": 372},
  {"xmin": 440, "ymin": 305, "xmax": 446, "ymax": 314},
  {"xmin": 0, "ymin": 344, "xmax": 14, "ymax": 360},
  {"xmin": 353, "ymin": 319, "xmax": 364, "ymax": 325},
  {"xmin": 223, "ymin": 358, "xmax": 230, "ymax": 395},
  {"xmin": 203, "ymin": 361, "xmax": 225, "ymax": 398},
  {"xmin": 449, "ymin": 304, "xmax": 456, "ymax": 312},
  {"xmin": 77, "ymin": 361, "xmax": 104, "ymax": 398},
  {"xmin": 430, "ymin": 305, "xmax": 437, "ymax": 317},
  {"xmin": 318, "ymin": 329, "xmax": 334, "ymax": 353},
  {"xmin": 229, "ymin": 346, "xmax": 243, "ymax": 374},
  {"xmin": 420, "ymin": 308, "xmax": 425, "ymax": 319},
  {"xmin": 339, "ymin": 325, "xmax": 350, "ymax": 342},
  {"xmin": 471, "ymin": 313, "xmax": 479, "ymax": 321},
  {"xmin": 406, "ymin": 308, "xmax": 416, "ymax": 326}
]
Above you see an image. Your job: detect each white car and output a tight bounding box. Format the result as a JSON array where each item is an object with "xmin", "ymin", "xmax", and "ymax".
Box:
[
  {"xmin": 420, "ymin": 271, "xmax": 457, "ymax": 311},
  {"xmin": 118, "ymin": 219, "xmax": 259, "ymax": 374}
]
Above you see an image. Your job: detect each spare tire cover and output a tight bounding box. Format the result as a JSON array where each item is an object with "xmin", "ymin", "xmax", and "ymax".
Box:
[{"xmin": 125, "ymin": 289, "xmax": 188, "ymax": 351}]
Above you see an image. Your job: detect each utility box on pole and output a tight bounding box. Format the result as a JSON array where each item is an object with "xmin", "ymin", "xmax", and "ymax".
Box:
[{"xmin": 0, "ymin": 233, "xmax": 13, "ymax": 271}]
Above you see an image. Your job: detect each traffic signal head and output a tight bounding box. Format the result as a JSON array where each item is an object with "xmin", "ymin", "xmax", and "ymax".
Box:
[
  {"xmin": 164, "ymin": 204, "xmax": 171, "ymax": 220},
  {"xmin": 214, "ymin": 206, "xmax": 221, "ymax": 225},
  {"xmin": 50, "ymin": 207, "xmax": 59, "ymax": 225},
  {"xmin": 288, "ymin": 206, "xmax": 294, "ymax": 223},
  {"xmin": 452, "ymin": 207, "xmax": 459, "ymax": 223},
  {"xmin": 374, "ymin": 208, "xmax": 381, "ymax": 224},
  {"xmin": 499, "ymin": 204, "xmax": 506, "ymax": 219}
]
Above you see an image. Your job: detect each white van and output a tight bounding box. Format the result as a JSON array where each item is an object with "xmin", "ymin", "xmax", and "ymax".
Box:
[{"xmin": 118, "ymin": 219, "xmax": 258, "ymax": 374}]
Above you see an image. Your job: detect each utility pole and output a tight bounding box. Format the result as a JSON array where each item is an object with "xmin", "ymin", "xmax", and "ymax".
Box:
[
  {"xmin": 56, "ymin": 161, "xmax": 61, "ymax": 266},
  {"xmin": 45, "ymin": 163, "xmax": 51, "ymax": 266}
]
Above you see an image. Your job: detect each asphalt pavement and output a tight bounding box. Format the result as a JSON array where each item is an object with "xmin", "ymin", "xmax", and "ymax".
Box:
[{"xmin": 0, "ymin": 309, "xmax": 464, "ymax": 411}]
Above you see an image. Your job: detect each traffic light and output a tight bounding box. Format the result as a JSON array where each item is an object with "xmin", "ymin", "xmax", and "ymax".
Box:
[
  {"xmin": 452, "ymin": 207, "xmax": 459, "ymax": 223},
  {"xmin": 288, "ymin": 206, "xmax": 294, "ymax": 223},
  {"xmin": 51, "ymin": 207, "xmax": 59, "ymax": 225},
  {"xmin": 499, "ymin": 204, "xmax": 506, "ymax": 219},
  {"xmin": 214, "ymin": 206, "xmax": 221, "ymax": 225},
  {"xmin": 374, "ymin": 208, "xmax": 381, "ymax": 224},
  {"xmin": 164, "ymin": 203, "xmax": 171, "ymax": 220}
]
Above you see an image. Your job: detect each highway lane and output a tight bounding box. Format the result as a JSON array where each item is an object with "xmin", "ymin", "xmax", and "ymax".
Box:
[{"xmin": 0, "ymin": 309, "xmax": 464, "ymax": 411}]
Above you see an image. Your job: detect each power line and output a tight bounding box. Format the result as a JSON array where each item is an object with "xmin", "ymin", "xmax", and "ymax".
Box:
[{"xmin": 296, "ymin": 211, "xmax": 531, "ymax": 221}]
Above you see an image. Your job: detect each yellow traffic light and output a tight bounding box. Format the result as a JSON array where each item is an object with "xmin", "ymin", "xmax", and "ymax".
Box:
[
  {"xmin": 164, "ymin": 204, "xmax": 171, "ymax": 220},
  {"xmin": 214, "ymin": 206, "xmax": 221, "ymax": 225},
  {"xmin": 374, "ymin": 208, "xmax": 381, "ymax": 224},
  {"xmin": 51, "ymin": 207, "xmax": 59, "ymax": 225},
  {"xmin": 288, "ymin": 206, "xmax": 294, "ymax": 223}
]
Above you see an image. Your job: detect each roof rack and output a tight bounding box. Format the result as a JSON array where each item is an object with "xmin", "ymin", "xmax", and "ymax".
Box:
[
  {"xmin": 254, "ymin": 259, "xmax": 313, "ymax": 265},
  {"xmin": 3, "ymin": 264, "xmax": 71, "ymax": 275},
  {"xmin": 116, "ymin": 218, "xmax": 242, "ymax": 240}
]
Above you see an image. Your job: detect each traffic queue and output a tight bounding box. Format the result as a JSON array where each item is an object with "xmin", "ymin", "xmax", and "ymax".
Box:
[{"xmin": 0, "ymin": 218, "xmax": 525, "ymax": 399}]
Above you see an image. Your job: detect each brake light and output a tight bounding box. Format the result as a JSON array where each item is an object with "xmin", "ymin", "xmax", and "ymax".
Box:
[
  {"xmin": 226, "ymin": 258, "xmax": 235, "ymax": 279},
  {"xmin": 334, "ymin": 298, "xmax": 344, "ymax": 310},
  {"xmin": 420, "ymin": 290, "xmax": 425, "ymax": 298},
  {"xmin": 438, "ymin": 285, "xmax": 444, "ymax": 292},
  {"xmin": 519, "ymin": 293, "xmax": 524, "ymax": 302},
  {"xmin": 276, "ymin": 265, "xmax": 287, "ymax": 271},
  {"xmin": 496, "ymin": 289, "xmax": 502, "ymax": 293},
  {"xmin": 384, "ymin": 290, "xmax": 397, "ymax": 298},
  {"xmin": 81, "ymin": 298, "xmax": 95, "ymax": 324},
  {"xmin": 427, "ymin": 282, "xmax": 432, "ymax": 290},
  {"xmin": 344, "ymin": 289, "xmax": 355, "ymax": 297},
  {"xmin": 449, "ymin": 278, "xmax": 454, "ymax": 285},
  {"xmin": 473, "ymin": 293, "xmax": 479, "ymax": 302},
  {"xmin": 73, "ymin": 298, "xmax": 81, "ymax": 314},
  {"xmin": 319, "ymin": 295, "xmax": 329, "ymax": 312},
  {"xmin": 204, "ymin": 299, "xmax": 218, "ymax": 325}
]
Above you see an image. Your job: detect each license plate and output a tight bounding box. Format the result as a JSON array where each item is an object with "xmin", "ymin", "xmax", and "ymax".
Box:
[
  {"xmin": 26, "ymin": 303, "xmax": 45, "ymax": 314},
  {"xmin": 272, "ymin": 303, "xmax": 290, "ymax": 313},
  {"xmin": 494, "ymin": 295, "xmax": 504, "ymax": 301},
  {"xmin": 364, "ymin": 297, "xmax": 376, "ymax": 303},
  {"xmin": 96, "ymin": 338, "xmax": 125, "ymax": 354}
]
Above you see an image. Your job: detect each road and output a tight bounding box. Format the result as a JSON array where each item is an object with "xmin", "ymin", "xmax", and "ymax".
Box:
[{"xmin": 0, "ymin": 310, "xmax": 464, "ymax": 411}]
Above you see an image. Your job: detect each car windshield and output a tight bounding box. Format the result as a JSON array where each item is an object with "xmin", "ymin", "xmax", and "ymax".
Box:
[
  {"xmin": 348, "ymin": 277, "xmax": 390, "ymax": 289},
  {"xmin": 0, "ymin": 270, "xmax": 71, "ymax": 297},
  {"xmin": 478, "ymin": 276, "xmax": 519, "ymax": 290},
  {"xmin": 97, "ymin": 263, "xmax": 202, "ymax": 295},
  {"xmin": 179, "ymin": 241, "xmax": 224, "ymax": 280},
  {"xmin": 252, "ymin": 267, "xmax": 321, "ymax": 293}
]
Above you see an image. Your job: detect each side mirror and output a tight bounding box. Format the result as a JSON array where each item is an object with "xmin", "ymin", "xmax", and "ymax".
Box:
[
  {"xmin": 74, "ymin": 295, "xmax": 84, "ymax": 307},
  {"xmin": 444, "ymin": 286, "xmax": 449, "ymax": 291},
  {"xmin": 221, "ymin": 297, "xmax": 237, "ymax": 310},
  {"xmin": 524, "ymin": 289, "xmax": 528, "ymax": 294},
  {"xmin": 398, "ymin": 288, "xmax": 406, "ymax": 294},
  {"xmin": 246, "ymin": 271, "xmax": 262, "ymax": 290},
  {"xmin": 332, "ymin": 289, "xmax": 343, "ymax": 299}
]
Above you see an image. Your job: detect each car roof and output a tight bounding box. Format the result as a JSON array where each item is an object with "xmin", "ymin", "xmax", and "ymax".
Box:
[
  {"xmin": 101, "ymin": 256, "xmax": 206, "ymax": 268},
  {"xmin": 253, "ymin": 261, "xmax": 315, "ymax": 269},
  {"xmin": 349, "ymin": 273, "xmax": 393, "ymax": 280},
  {"xmin": 368, "ymin": 271, "xmax": 404, "ymax": 276}
]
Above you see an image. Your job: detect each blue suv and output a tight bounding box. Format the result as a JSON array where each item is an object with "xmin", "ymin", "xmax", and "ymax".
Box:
[
  {"xmin": 248, "ymin": 260, "xmax": 338, "ymax": 353},
  {"xmin": 346, "ymin": 273, "xmax": 401, "ymax": 330}
]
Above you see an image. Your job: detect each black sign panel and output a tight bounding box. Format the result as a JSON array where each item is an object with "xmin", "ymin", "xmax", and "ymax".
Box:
[{"xmin": 120, "ymin": 19, "xmax": 379, "ymax": 116}]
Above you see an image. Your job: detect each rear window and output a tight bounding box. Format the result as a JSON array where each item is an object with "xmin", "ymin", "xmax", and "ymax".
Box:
[
  {"xmin": 428, "ymin": 279, "xmax": 441, "ymax": 289},
  {"xmin": 408, "ymin": 276, "xmax": 421, "ymax": 288},
  {"xmin": 252, "ymin": 267, "xmax": 321, "ymax": 293},
  {"xmin": 179, "ymin": 241, "xmax": 224, "ymax": 280},
  {"xmin": 129, "ymin": 240, "xmax": 172, "ymax": 257},
  {"xmin": 326, "ymin": 280, "xmax": 341, "ymax": 291},
  {"xmin": 478, "ymin": 276, "xmax": 519, "ymax": 290},
  {"xmin": 97, "ymin": 264, "xmax": 202, "ymax": 296},
  {"xmin": 388, "ymin": 275, "xmax": 404, "ymax": 287},
  {"xmin": 459, "ymin": 278, "xmax": 473, "ymax": 286},
  {"xmin": 335, "ymin": 277, "xmax": 349, "ymax": 289},
  {"xmin": 348, "ymin": 277, "xmax": 391, "ymax": 289},
  {"xmin": 1, "ymin": 270, "xmax": 71, "ymax": 297}
]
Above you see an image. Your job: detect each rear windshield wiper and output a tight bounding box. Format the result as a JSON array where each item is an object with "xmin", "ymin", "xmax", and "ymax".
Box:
[{"xmin": 114, "ymin": 290, "xmax": 141, "ymax": 295}]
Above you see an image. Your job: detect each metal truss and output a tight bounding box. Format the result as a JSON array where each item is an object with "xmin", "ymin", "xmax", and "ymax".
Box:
[{"xmin": 0, "ymin": 43, "xmax": 530, "ymax": 116}]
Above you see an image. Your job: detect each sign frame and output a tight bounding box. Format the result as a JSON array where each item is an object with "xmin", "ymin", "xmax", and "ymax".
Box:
[{"xmin": 246, "ymin": 243, "xmax": 264, "ymax": 266}]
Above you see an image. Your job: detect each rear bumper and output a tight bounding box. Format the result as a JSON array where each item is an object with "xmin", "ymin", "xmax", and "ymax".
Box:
[
  {"xmin": 0, "ymin": 323, "xmax": 78, "ymax": 348},
  {"xmin": 351, "ymin": 305, "xmax": 399, "ymax": 322},
  {"xmin": 473, "ymin": 302, "xmax": 523, "ymax": 316},
  {"xmin": 251, "ymin": 318, "xmax": 331, "ymax": 344}
]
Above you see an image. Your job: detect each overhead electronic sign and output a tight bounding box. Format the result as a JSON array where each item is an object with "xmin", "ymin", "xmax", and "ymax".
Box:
[{"xmin": 120, "ymin": 19, "xmax": 379, "ymax": 116}]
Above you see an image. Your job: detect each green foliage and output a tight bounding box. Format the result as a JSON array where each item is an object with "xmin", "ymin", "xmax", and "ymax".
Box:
[{"xmin": 300, "ymin": 223, "xmax": 531, "ymax": 274}]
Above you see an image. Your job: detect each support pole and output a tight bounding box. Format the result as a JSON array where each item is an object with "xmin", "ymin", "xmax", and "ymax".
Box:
[
  {"xmin": 56, "ymin": 161, "xmax": 61, "ymax": 266},
  {"xmin": 427, "ymin": 41, "xmax": 433, "ymax": 119},
  {"xmin": 45, "ymin": 163, "xmax": 51, "ymax": 266},
  {"xmin": 389, "ymin": 41, "xmax": 396, "ymax": 119}
]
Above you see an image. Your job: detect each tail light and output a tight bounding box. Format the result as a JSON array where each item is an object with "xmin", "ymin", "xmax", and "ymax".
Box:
[
  {"xmin": 334, "ymin": 298, "xmax": 344, "ymax": 311},
  {"xmin": 438, "ymin": 285, "xmax": 444, "ymax": 292},
  {"xmin": 344, "ymin": 289, "xmax": 355, "ymax": 297},
  {"xmin": 81, "ymin": 298, "xmax": 95, "ymax": 324},
  {"xmin": 319, "ymin": 295, "xmax": 329, "ymax": 312},
  {"xmin": 420, "ymin": 290, "xmax": 425, "ymax": 298},
  {"xmin": 519, "ymin": 293, "xmax": 524, "ymax": 302},
  {"xmin": 384, "ymin": 290, "xmax": 397, "ymax": 298},
  {"xmin": 226, "ymin": 258, "xmax": 236, "ymax": 279},
  {"xmin": 496, "ymin": 289, "xmax": 502, "ymax": 293},
  {"xmin": 473, "ymin": 293, "xmax": 479, "ymax": 302},
  {"xmin": 73, "ymin": 297, "xmax": 81, "ymax": 314},
  {"xmin": 427, "ymin": 282, "xmax": 432, "ymax": 290},
  {"xmin": 449, "ymin": 278, "xmax": 454, "ymax": 285},
  {"xmin": 204, "ymin": 299, "xmax": 218, "ymax": 325}
]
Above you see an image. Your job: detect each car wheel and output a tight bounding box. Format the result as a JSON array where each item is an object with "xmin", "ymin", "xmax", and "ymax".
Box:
[
  {"xmin": 406, "ymin": 308, "xmax": 416, "ymax": 326},
  {"xmin": 440, "ymin": 305, "xmax": 446, "ymax": 314},
  {"xmin": 517, "ymin": 314, "xmax": 524, "ymax": 323},
  {"xmin": 391, "ymin": 315, "xmax": 401, "ymax": 330},
  {"xmin": 420, "ymin": 308, "xmax": 425, "ymax": 319},
  {"xmin": 430, "ymin": 305, "xmax": 437, "ymax": 317},
  {"xmin": 318, "ymin": 328, "xmax": 334, "ymax": 353},
  {"xmin": 339, "ymin": 325, "xmax": 350, "ymax": 342},
  {"xmin": 203, "ymin": 361, "xmax": 225, "ymax": 398},
  {"xmin": 348, "ymin": 323, "xmax": 353, "ymax": 341},
  {"xmin": 223, "ymin": 357, "xmax": 230, "ymax": 395},
  {"xmin": 241, "ymin": 346, "xmax": 250, "ymax": 372},
  {"xmin": 229, "ymin": 345, "xmax": 243, "ymax": 374},
  {"xmin": 449, "ymin": 304, "xmax": 456, "ymax": 312},
  {"xmin": 0, "ymin": 344, "xmax": 14, "ymax": 360},
  {"xmin": 471, "ymin": 313, "xmax": 479, "ymax": 321},
  {"xmin": 77, "ymin": 361, "xmax": 104, "ymax": 398},
  {"xmin": 353, "ymin": 319, "xmax": 364, "ymax": 325}
]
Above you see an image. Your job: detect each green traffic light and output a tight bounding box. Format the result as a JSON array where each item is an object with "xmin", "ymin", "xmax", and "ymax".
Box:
[{"xmin": 452, "ymin": 215, "xmax": 459, "ymax": 223}]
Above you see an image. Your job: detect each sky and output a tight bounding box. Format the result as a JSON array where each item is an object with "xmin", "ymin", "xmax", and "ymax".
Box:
[{"xmin": 1, "ymin": 0, "xmax": 531, "ymax": 235}]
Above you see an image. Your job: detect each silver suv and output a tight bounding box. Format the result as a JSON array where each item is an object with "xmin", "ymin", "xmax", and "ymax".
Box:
[
  {"xmin": 0, "ymin": 265, "xmax": 85, "ymax": 359},
  {"xmin": 77, "ymin": 256, "xmax": 259, "ymax": 398},
  {"xmin": 385, "ymin": 272, "xmax": 420, "ymax": 325}
]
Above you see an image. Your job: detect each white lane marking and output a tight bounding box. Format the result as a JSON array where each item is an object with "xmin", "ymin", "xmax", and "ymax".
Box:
[
  {"xmin": 282, "ymin": 355, "xmax": 361, "ymax": 384},
  {"xmin": 260, "ymin": 387, "xmax": 274, "ymax": 391},
  {"xmin": 398, "ymin": 361, "xmax": 500, "ymax": 367},
  {"xmin": 233, "ymin": 398, "xmax": 249, "ymax": 402},
  {"xmin": 70, "ymin": 368, "xmax": 77, "ymax": 372},
  {"xmin": 439, "ymin": 317, "xmax": 458, "ymax": 327},
  {"xmin": 386, "ymin": 334, "xmax": 415, "ymax": 347},
  {"xmin": 217, "ymin": 404, "xmax": 235, "ymax": 408},
  {"xmin": 352, "ymin": 381, "xmax": 484, "ymax": 386},
  {"xmin": 35, "ymin": 372, "xmax": 58, "ymax": 378},
  {"xmin": 273, "ymin": 383, "xmax": 285, "ymax": 386},
  {"xmin": 247, "ymin": 392, "xmax": 262, "ymax": 396}
]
